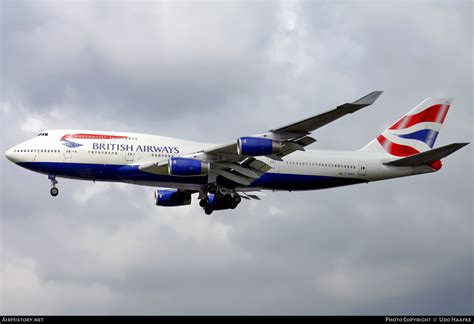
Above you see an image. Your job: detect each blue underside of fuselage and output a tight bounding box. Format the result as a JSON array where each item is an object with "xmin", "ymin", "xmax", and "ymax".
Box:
[{"xmin": 17, "ymin": 162, "xmax": 366, "ymax": 190}]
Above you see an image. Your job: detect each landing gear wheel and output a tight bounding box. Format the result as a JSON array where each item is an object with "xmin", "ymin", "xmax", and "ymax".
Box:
[
  {"xmin": 208, "ymin": 183, "xmax": 218, "ymax": 194},
  {"xmin": 204, "ymin": 206, "xmax": 213, "ymax": 215},
  {"xmin": 199, "ymin": 198, "xmax": 208, "ymax": 208},
  {"xmin": 230, "ymin": 195, "xmax": 241, "ymax": 209},
  {"xmin": 215, "ymin": 191, "xmax": 223, "ymax": 200},
  {"xmin": 48, "ymin": 175, "xmax": 59, "ymax": 197},
  {"xmin": 50, "ymin": 187, "xmax": 59, "ymax": 197},
  {"xmin": 233, "ymin": 195, "xmax": 242, "ymax": 204},
  {"xmin": 223, "ymin": 194, "xmax": 232, "ymax": 205}
]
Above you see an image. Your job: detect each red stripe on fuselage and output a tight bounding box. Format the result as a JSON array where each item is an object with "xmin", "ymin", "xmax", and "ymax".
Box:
[
  {"xmin": 61, "ymin": 133, "xmax": 129, "ymax": 141},
  {"xmin": 377, "ymin": 134, "xmax": 420, "ymax": 157},
  {"xmin": 389, "ymin": 104, "xmax": 450, "ymax": 130}
]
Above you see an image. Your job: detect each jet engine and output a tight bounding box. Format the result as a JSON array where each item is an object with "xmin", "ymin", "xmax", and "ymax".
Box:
[
  {"xmin": 154, "ymin": 189, "xmax": 191, "ymax": 207},
  {"xmin": 237, "ymin": 137, "xmax": 282, "ymax": 156},
  {"xmin": 168, "ymin": 157, "xmax": 209, "ymax": 176}
]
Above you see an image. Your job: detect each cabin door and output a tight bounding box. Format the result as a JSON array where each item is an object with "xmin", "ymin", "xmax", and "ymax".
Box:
[{"xmin": 358, "ymin": 161, "xmax": 367, "ymax": 176}]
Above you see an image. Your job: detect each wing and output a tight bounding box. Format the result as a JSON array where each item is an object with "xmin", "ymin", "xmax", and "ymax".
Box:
[
  {"xmin": 201, "ymin": 90, "xmax": 383, "ymax": 159},
  {"xmin": 140, "ymin": 91, "xmax": 383, "ymax": 186},
  {"xmin": 271, "ymin": 90, "xmax": 383, "ymax": 134}
]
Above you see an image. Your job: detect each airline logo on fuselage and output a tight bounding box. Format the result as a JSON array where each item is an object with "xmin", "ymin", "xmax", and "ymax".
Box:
[
  {"xmin": 92, "ymin": 143, "xmax": 180, "ymax": 154},
  {"xmin": 59, "ymin": 133, "xmax": 180, "ymax": 153}
]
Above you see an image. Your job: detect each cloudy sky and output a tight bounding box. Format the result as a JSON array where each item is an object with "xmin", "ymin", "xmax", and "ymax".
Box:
[{"xmin": 0, "ymin": 0, "xmax": 472, "ymax": 315}]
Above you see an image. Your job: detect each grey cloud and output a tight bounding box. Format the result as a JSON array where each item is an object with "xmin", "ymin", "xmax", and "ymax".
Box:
[
  {"xmin": 2, "ymin": 1, "xmax": 277, "ymax": 131},
  {"xmin": 1, "ymin": 0, "xmax": 472, "ymax": 315}
]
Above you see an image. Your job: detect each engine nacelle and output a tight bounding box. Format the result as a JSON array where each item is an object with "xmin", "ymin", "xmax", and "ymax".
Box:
[
  {"xmin": 237, "ymin": 137, "xmax": 282, "ymax": 156},
  {"xmin": 154, "ymin": 189, "xmax": 191, "ymax": 207},
  {"xmin": 168, "ymin": 157, "xmax": 209, "ymax": 176}
]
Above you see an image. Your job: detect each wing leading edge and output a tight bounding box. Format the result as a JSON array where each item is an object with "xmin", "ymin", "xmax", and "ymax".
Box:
[{"xmin": 272, "ymin": 91, "xmax": 383, "ymax": 134}]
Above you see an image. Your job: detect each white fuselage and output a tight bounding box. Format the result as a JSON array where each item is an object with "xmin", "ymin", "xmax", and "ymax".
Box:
[{"xmin": 5, "ymin": 129, "xmax": 436, "ymax": 192}]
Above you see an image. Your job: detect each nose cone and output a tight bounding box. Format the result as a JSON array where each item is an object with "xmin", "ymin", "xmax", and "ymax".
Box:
[{"xmin": 5, "ymin": 147, "xmax": 15, "ymax": 162}]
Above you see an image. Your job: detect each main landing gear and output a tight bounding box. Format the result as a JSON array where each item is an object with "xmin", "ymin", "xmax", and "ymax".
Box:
[
  {"xmin": 199, "ymin": 184, "xmax": 242, "ymax": 215},
  {"xmin": 49, "ymin": 175, "xmax": 59, "ymax": 197},
  {"xmin": 207, "ymin": 183, "xmax": 218, "ymax": 194}
]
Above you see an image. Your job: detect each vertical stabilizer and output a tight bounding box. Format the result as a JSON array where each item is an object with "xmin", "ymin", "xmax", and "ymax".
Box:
[{"xmin": 360, "ymin": 97, "xmax": 452, "ymax": 156}]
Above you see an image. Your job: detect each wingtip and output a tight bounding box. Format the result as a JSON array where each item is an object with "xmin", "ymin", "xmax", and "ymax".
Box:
[{"xmin": 352, "ymin": 90, "xmax": 384, "ymax": 106}]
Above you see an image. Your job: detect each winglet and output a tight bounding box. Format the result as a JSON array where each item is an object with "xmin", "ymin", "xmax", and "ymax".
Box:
[{"xmin": 352, "ymin": 91, "xmax": 383, "ymax": 106}]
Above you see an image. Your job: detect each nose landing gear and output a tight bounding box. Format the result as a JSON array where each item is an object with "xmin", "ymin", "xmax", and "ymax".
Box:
[
  {"xmin": 50, "ymin": 187, "xmax": 59, "ymax": 197},
  {"xmin": 48, "ymin": 175, "xmax": 59, "ymax": 197}
]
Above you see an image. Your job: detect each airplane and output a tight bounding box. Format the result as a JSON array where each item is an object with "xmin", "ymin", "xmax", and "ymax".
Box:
[{"xmin": 4, "ymin": 91, "xmax": 469, "ymax": 214}]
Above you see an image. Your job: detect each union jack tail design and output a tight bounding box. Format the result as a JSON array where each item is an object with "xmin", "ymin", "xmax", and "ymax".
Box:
[{"xmin": 360, "ymin": 97, "xmax": 452, "ymax": 157}]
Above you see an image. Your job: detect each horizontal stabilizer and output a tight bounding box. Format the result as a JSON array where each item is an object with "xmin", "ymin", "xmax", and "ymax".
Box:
[{"xmin": 383, "ymin": 142, "xmax": 469, "ymax": 167}]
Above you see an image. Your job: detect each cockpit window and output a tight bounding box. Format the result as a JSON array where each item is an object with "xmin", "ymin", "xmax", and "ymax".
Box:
[{"xmin": 36, "ymin": 132, "xmax": 49, "ymax": 136}]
